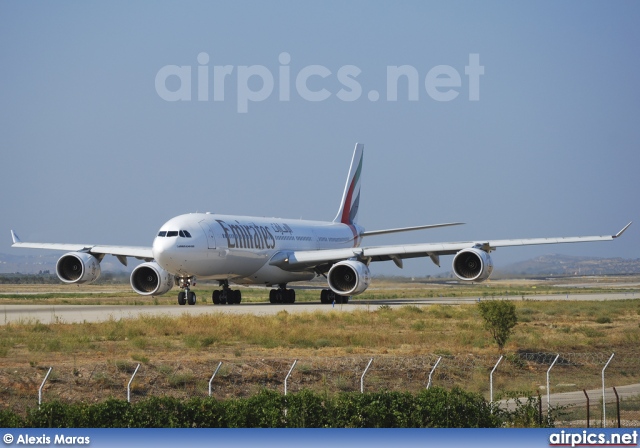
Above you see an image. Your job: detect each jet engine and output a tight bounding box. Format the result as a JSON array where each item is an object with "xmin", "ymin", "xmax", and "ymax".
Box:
[
  {"xmin": 130, "ymin": 262, "xmax": 175, "ymax": 296},
  {"xmin": 327, "ymin": 260, "xmax": 371, "ymax": 296},
  {"xmin": 56, "ymin": 252, "xmax": 101, "ymax": 284},
  {"xmin": 452, "ymin": 248, "xmax": 494, "ymax": 282}
]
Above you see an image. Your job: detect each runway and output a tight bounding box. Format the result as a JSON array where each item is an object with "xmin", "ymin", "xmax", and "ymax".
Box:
[
  {"xmin": 0, "ymin": 291, "xmax": 636, "ymax": 325},
  {"xmin": 499, "ymin": 382, "xmax": 640, "ymax": 417}
]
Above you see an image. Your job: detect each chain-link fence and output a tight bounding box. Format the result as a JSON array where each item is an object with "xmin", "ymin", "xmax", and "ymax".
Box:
[{"xmin": 1, "ymin": 352, "xmax": 638, "ymax": 427}]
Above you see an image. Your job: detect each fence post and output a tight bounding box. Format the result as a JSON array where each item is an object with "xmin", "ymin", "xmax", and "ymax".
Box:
[
  {"xmin": 284, "ymin": 359, "xmax": 297, "ymax": 396},
  {"xmin": 127, "ymin": 364, "xmax": 140, "ymax": 403},
  {"xmin": 546, "ymin": 354, "xmax": 560, "ymax": 418},
  {"xmin": 427, "ymin": 356, "xmax": 442, "ymax": 390},
  {"xmin": 602, "ymin": 353, "xmax": 614, "ymax": 428},
  {"xmin": 208, "ymin": 362, "xmax": 223, "ymax": 397},
  {"xmin": 38, "ymin": 367, "xmax": 52, "ymax": 409},
  {"xmin": 583, "ymin": 389, "xmax": 590, "ymax": 428},
  {"xmin": 360, "ymin": 358, "xmax": 373, "ymax": 393},
  {"xmin": 612, "ymin": 387, "xmax": 621, "ymax": 429},
  {"xmin": 537, "ymin": 391, "xmax": 542, "ymax": 427},
  {"xmin": 490, "ymin": 355, "xmax": 504, "ymax": 410}
]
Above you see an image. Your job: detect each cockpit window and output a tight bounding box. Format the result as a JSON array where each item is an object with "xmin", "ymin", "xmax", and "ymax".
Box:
[{"xmin": 158, "ymin": 230, "xmax": 190, "ymax": 237}]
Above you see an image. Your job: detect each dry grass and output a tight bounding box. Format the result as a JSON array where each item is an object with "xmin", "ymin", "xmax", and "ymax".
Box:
[
  {"xmin": 0, "ymin": 276, "xmax": 639, "ymax": 412},
  {"xmin": 1, "ymin": 274, "xmax": 639, "ymax": 306}
]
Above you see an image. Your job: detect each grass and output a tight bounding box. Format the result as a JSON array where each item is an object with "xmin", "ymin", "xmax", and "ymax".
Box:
[
  {"xmin": 0, "ymin": 277, "xmax": 639, "ymax": 408},
  {"xmin": 1, "ymin": 300, "xmax": 639, "ymax": 356},
  {"xmin": 1, "ymin": 275, "xmax": 639, "ymax": 306}
]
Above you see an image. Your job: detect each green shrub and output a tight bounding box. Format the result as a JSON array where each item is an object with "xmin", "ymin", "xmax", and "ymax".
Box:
[
  {"xmin": 6, "ymin": 387, "xmax": 540, "ymax": 428},
  {"xmin": 477, "ymin": 300, "xmax": 518, "ymax": 350},
  {"xmin": 0, "ymin": 408, "xmax": 24, "ymax": 427}
]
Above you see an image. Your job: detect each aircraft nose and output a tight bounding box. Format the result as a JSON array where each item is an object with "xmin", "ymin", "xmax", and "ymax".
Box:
[{"xmin": 152, "ymin": 236, "xmax": 174, "ymax": 270}]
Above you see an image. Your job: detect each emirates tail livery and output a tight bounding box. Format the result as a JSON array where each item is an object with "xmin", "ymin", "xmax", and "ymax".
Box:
[{"xmin": 11, "ymin": 143, "xmax": 631, "ymax": 306}]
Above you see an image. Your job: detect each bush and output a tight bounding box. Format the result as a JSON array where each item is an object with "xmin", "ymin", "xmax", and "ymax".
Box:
[
  {"xmin": 0, "ymin": 408, "xmax": 24, "ymax": 427},
  {"xmin": 223, "ymin": 389, "xmax": 285, "ymax": 428},
  {"xmin": 413, "ymin": 387, "xmax": 500, "ymax": 428},
  {"xmin": 477, "ymin": 300, "xmax": 518, "ymax": 350},
  {"xmin": 285, "ymin": 389, "xmax": 330, "ymax": 428},
  {"xmin": 5, "ymin": 387, "xmax": 542, "ymax": 428}
]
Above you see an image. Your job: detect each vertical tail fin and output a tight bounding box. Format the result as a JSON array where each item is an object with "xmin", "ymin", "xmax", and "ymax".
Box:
[{"xmin": 334, "ymin": 143, "xmax": 364, "ymax": 225}]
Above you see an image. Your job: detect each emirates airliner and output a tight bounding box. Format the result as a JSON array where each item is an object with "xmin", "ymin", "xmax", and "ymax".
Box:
[{"xmin": 11, "ymin": 143, "xmax": 631, "ymax": 306}]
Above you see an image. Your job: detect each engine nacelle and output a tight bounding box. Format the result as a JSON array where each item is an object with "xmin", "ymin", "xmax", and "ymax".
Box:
[
  {"xmin": 130, "ymin": 261, "xmax": 174, "ymax": 296},
  {"xmin": 56, "ymin": 252, "xmax": 101, "ymax": 284},
  {"xmin": 327, "ymin": 260, "xmax": 371, "ymax": 296},
  {"xmin": 452, "ymin": 248, "xmax": 494, "ymax": 282}
]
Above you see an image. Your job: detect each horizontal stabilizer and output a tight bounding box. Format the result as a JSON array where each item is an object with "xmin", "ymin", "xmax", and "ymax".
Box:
[
  {"xmin": 10, "ymin": 230, "xmax": 21, "ymax": 244},
  {"xmin": 361, "ymin": 222, "xmax": 464, "ymax": 237}
]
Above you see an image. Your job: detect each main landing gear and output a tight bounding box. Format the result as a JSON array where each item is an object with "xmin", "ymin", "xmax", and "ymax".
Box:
[
  {"xmin": 176, "ymin": 280, "xmax": 348, "ymax": 306},
  {"xmin": 320, "ymin": 288, "xmax": 349, "ymax": 304},
  {"xmin": 212, "ymin": 280, "xmax": 242, "ymax": 305},
  {"xmin": 177, "ymin": 277, "xmax": 197, "ymax": 306},
  {"xmin": 269, "ymin": 284, "xmax": 296, "ymax": 304}
]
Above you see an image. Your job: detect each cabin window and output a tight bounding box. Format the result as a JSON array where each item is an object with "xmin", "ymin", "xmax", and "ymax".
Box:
[
  {"xmin": 166, "ymin": 231, "xmax": 179, "ymax": 237},
  {"xmin": 157, "ymin": 231, "xmax": 167, "ymax": 237}
]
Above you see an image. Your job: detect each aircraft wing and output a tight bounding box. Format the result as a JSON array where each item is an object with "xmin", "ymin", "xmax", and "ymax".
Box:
[
  {"xmin": 10, "ymin": 231, "xmax": 153, "ymax": 263},
  {"xmin": 270, "ymin": 222, "xmax": 632, "ymax": 271}
]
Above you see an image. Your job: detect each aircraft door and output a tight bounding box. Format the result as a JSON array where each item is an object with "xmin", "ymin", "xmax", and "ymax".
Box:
[
  {"xmin": 199, "ymin": 221, "xmax": 217, "ymax": 249},
  {"xmin": 312, "ymin": 229, "xmax": 324, "ymax": 250}
]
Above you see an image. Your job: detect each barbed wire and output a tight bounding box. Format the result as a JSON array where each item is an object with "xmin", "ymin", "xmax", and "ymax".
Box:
[{"xmin": 1, "ymin": 352, "xmax": 639, "ymax": 425}]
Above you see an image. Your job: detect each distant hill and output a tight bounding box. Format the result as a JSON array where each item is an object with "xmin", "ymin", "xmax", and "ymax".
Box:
[{"xmin": 498, "ymin": 254, "xmax": 640, "ymax": 276}]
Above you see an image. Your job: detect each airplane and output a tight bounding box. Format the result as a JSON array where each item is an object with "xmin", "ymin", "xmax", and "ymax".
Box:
[{"xmin": 10, "ymin": 143, "xmax": 631, "ymax": 306}]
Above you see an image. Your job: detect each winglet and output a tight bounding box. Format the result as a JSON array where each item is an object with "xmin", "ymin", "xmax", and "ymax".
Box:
[
  {"xmin": 10, "ymin": 230, "xmax": 21, "ymax": 244},
  {"xmin": 614, "ymin": 222, "xmax": 632, "ymax": 239}
]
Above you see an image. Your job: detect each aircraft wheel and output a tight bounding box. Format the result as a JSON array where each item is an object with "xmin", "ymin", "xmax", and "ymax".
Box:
[
  {"xmin": 212, "ymin": 290, "xmax": 220, "ymax": 304},
  {"xmin": 286, "ymin": 289, "xmax": 296, "ymax": 303},
  {"xmin": 187, "ymin": 291, "xmax": 196, "ymax": 305},
  {"xmin": 178, "ymin": 291, "xmax": 186, "ymax": 306},
  {"xmin": 234, "ymin": 290, "xmax": 242, "ymax": 304},
  {"xmin": 320, "ymin": 289, "xmax": 328, "ymax": 304},
  {"xmin": 269, "ymin": 289, "xmax": 276, "ymax": 304}
]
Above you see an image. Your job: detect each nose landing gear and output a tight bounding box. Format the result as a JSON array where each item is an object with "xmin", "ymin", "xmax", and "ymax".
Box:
[{"xmin": 177, "ymin": 277, "xmax": 197, "ymax": 306}]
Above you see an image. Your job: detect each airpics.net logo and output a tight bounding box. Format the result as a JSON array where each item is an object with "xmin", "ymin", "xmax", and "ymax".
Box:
[{"xmin": 155, "ymin": 52, "xmax": 484, "ymax": 113}]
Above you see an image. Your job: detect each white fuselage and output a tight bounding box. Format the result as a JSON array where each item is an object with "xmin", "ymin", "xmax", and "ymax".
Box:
[{"xmin": 152, "ymin": 213, "xmax": 362, "ymax": 286}]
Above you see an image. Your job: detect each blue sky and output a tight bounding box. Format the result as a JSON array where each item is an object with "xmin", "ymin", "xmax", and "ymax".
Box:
[{"xmin": 2, "ymin": 1, "xmax": 638, "ymax": 276}]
